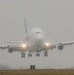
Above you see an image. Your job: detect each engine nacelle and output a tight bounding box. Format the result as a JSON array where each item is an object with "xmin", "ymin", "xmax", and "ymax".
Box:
[
  {"xmin": 58, "ymin": 44, "xmax": 64, "ymax": 50},
  {"xmin": 8, "ymin": 48, "xmax": 13, "ymax": 53}
]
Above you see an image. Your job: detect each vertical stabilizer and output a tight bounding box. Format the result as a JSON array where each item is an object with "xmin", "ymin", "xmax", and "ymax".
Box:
[{"xmin": 24, "ymin": 18, "xmax": 27, "ymax": 33}]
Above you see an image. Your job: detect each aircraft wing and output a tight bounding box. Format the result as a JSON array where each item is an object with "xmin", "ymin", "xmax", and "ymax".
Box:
[
  {"xmin": 0, "ymin": 45, "xmax": 8, "ymax": 49},
  {"xmin": 0, "ymin": 44, "xmax": 29, "ymax": 53},
  {"xmin": 56, "ymin": 41, "xmax": 74, "ymax": 50},
  {"xmin": 55, "ymin": 41, "xmax": 74, "ymax": 50},
  {"xmin": 58, "ymin": 41, "xmax": 74, "ymax": 46},
  {"xmin": 0, "ymin": 41, "xmax": 20, "ymax": 50},
  {"xmin": 0, "ymin": 41, "xmax": 74, "ymax": 52},
  {"xmin": 42, "ymin": 41, "xmax": 74, "ymax": 51}
]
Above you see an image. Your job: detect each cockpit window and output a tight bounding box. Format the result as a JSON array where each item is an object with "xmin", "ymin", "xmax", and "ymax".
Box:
[{"xmin": 36, "ymin": 32, "xmax": 41, "ymax": 34}]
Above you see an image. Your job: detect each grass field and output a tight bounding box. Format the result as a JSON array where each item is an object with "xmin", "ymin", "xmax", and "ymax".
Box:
[{"xmin": 0, "ymin": 69, "xmax": 74, "ymax": 75}]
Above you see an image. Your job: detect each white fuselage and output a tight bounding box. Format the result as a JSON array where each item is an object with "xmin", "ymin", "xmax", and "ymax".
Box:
[{"xmin": 23, "ymin": 28, "xmax": 44, "ymax": 52}]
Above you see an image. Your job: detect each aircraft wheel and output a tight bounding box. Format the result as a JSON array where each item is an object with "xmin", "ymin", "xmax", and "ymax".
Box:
[
  {"xmin": 28, "ymin": 54, "xmax": 32, "ymax": 57},
  {"xmin": 36, "ymin": 53, "xmax": 40, "ymax": 57},
  {"xmin": 44, "ymin": 51, "xmax": 48, "ymax": 57},
  {"xmin": 21, "ymin": 52, "xmax": 25, "ymax": 58}
]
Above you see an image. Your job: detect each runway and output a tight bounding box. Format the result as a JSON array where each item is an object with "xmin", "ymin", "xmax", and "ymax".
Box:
[{"xmin": 0, "ymin": 69, "xmax": 74, "ymax": 75}]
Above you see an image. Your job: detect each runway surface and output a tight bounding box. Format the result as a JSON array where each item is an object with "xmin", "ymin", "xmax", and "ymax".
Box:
[{"xmin": 0, "ymin": 69, "xmax": 74, "ymax": 75}]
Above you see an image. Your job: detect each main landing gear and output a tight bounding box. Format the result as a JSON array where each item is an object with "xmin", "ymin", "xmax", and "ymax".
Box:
[
  {"xmin": 36, "ymin": 52, "xmax": 40, "ymax": 57},
  {"xmin": 21, "ymin": 52, "xmax": 25, "ymax": 58},
  {"xmin": 21, "ymin": 51, "xmax": 48, "ymax": 58},
  {"xmin": 28, "ymin": 53, "xmax": 32, "ymax": 57},
  {"xmin": 44, "ymin": 51, "xmax": 48, "ymax": 57},
  {"xmin": 28, "ymin": 52, "xmax": 32, "ymax": 57}
]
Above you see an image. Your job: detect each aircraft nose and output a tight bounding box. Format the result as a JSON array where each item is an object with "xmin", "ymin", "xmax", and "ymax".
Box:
[{"xmin": 37, "ymin": 34, "xmax": 43, "ymax": 40}]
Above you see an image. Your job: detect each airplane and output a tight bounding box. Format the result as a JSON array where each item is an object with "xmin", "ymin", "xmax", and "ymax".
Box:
[{"xmin": 0, "ymin": 19, "xmax": 74, "ymax": 58}]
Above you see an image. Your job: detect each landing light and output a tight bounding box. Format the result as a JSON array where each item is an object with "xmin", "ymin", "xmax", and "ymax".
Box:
[
  {"xmin": 45, "ymin": 43, "xmax": 50, "ymax": 46},
  {"xmin": 21, "ymin": 44, "xmax": 27, "ymax": 48}
]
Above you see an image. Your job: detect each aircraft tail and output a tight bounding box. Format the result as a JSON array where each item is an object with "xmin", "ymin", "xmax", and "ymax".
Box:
[{"xmin": 24, "ymin": 18, "xmax": 28, "ymax": 33}]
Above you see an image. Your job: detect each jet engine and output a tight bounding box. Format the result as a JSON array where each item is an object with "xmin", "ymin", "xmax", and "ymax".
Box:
[
  {"xmin": 58, "ymin": 44, "xmax": 64, "ymax": 50},
  {"xmin": 8, "ymin": 48, "xmax": 14, "ymax": 53}
]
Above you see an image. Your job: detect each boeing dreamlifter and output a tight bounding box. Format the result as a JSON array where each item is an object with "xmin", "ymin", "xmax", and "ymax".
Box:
[{"xmin": 0, "ymin": 19, "xmax": 74, "ymax": 58}]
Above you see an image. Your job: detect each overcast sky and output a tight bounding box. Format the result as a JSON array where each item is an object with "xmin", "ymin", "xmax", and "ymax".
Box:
[{"xmin": 0, "ymin": 0, "xmax": 74, "ymax": 69}]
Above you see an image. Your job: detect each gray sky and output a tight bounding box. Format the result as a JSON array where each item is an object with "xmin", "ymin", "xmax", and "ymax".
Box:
[{"xmin": 0, "ymin": 0, "xmax": 74, "ymax": 69}]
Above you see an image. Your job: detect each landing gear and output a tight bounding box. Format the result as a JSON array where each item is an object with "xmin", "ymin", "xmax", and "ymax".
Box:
[
  {"xmin": 44, "ymin": 51, "xmax": 48, "ymax": 57},
  {"xmin": 36, "ymin": 52, "xmax": 40, "ymax": 57},
  {"xmin": 28, "ymin": 53, "xmax": 32, "ymax": 57},
  {"xmin": 21, "ymin": 52, "xmax": 25, "ymax": 58},
  {"xmin": 36, "ymin": 53, "xmax": 40, "ymax": 57}
]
